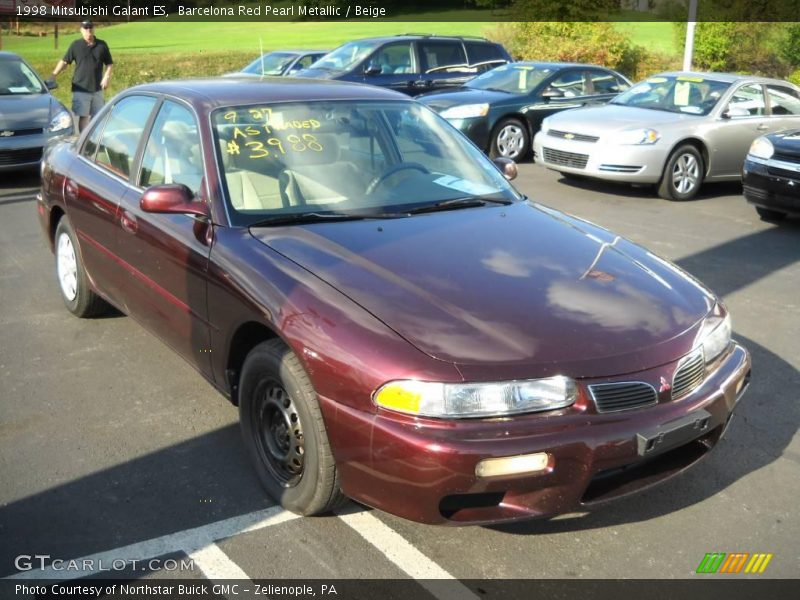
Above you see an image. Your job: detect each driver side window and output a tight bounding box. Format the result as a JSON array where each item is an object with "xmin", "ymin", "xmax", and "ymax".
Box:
[{"xmin": 367, "ymin": 42, "xmax": 413, "ymax": 75}]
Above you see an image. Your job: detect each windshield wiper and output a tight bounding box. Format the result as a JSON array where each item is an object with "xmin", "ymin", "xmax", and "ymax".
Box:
[
  {"xmin": 407, "ymin": 196, "xmax": 512, "ymax": 215},
  {"xmin": 249, "ymin": 211, "xmax": 405, "ymax": 227}
]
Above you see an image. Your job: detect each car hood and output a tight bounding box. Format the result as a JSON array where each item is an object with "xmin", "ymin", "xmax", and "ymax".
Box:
[
  {"xmin": 768, "ymin": 128, "xmax": 800, "ymax": 161},
  {"xmin": 546, "ymin": 104, "xmax": 704, "ymax": 137},
  {"xmin": 0, "ymin": 92, "xmax": 56, "ymax": 130},
  {"xmin": 418, "ymin": 88, "xmax": 514, "ymax": 112},
  {"xmin": 251, "ymin": 202, "xmax": 715, "ymax": 377}
]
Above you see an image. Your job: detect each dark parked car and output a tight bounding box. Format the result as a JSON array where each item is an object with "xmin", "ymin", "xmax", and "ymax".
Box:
[
  {"xmin": 419, "ymin": 62, "xmax": 631, "ymax": 162},
  {"xmin": 0, "ymin": 51, "xmax": 73, "ymax": 170},
  {"xmin": 295, "ymin": 34, "xmax": 511, "ymax": 96},
  {"xmin": 39, "ymin": 78, "xmax": 750, "ymax": 525},
  {"xmin": 225, "ymin": 50, "xmax": 329, "ymax": 78},
  {"xmin": 743, "ymin": 129, "xmax": 800, "ymax": 221}
]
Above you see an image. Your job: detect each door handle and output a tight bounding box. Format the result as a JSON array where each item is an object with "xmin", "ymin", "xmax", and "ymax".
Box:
[
  {"xmin": 411, "ymin": 80, "xmax": 428, "ymax": 88},
  {"xmin": 756, "ymin": 124, "xmax": 770, "ymax": 131},
  {"xmin": 120, "ymin": 211, "xmax": 138, "ymax": 234},
  {"xmin": 64, "ymin": 179, "xmax": 78, "ymax": 201}
]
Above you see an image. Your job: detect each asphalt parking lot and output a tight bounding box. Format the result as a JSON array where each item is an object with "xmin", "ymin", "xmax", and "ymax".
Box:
[{"xmin": 0, "ymin": 164, "xmax": 798, "ymax": 589}]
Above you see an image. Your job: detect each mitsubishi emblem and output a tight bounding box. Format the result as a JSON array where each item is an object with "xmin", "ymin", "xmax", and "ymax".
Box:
[{"xmin": 659, "ymin": 376, "xmax": 671, "ymax": 393}]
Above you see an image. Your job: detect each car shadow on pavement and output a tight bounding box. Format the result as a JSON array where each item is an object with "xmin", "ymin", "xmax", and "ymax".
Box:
[
  {"xmin": 0, "ymin": 424, "xmax": 271, "ymax": 578},
  {"xmin": 555, "ymin": 174, "xmax": 743, "ymax": 201}
]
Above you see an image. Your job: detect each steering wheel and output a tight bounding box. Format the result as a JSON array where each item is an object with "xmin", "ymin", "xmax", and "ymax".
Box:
[{"xmin": 366, "ymin": 162, "xmax": 430, "ymax": 195}]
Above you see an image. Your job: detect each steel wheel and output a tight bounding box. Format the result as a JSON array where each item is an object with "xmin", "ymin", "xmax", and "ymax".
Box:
[
  {"xmin": 56, "ymin": 232, "xmax": 78, "ymax": 302},
  {"xmin": 239, "ymin": 339, "xmax": 347, "ymax": 515},
  {"xmin": 491, "ymin": 118, "xmax": 529, "ymax": 163},
  {"xmin": 254, "ymin": 380, "xmax": 304, "ymax": 487}
]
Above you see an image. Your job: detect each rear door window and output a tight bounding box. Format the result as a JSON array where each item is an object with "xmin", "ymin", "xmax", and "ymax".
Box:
[
  {"xmin": 587, "ymin": 69, "xmax": 628, "ymax": 94},
  {"xmin": 419, "ymin": 41, "xmax": 468, "ymax": 73},
  {"xmin": 546, "ymin": 71, "xmax": 590, "ymax": 98},
  {"xmin": 766, "ymin": 85, "xmax": 800, "ymax": 116}
]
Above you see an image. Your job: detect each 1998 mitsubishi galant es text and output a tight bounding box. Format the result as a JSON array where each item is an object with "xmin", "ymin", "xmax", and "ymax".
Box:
[{"xmin": 38, "ymin": 79, "xmax": 751, "ymax": 525}]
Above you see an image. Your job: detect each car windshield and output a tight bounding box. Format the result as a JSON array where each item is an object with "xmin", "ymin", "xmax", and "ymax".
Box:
[
  {"xmin": 465, "ymin": 64, "xmax": 553, "ymax": 94},
  {"xmin": 213, "ymin": 100, "xmax": 520, "ymax": 225},
  {"xmin": 307, "ymin": 41, "xmax": 379, "ymax": 72},
  {"xmin": 0, "ymin": 59, "xmax": 44, "ymax": 95},
  {"xmin": 241, "ymin": 52, "xmax": 298, "ymax": 76},
  {"xmin": 610, "ymin": 75, "xmax": 731, "ymax": 115}
]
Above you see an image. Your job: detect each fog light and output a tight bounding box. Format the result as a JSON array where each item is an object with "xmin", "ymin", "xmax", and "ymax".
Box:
[{"xmin": 475, "ymin": 452, "xmax": 550, "ymax": 478}]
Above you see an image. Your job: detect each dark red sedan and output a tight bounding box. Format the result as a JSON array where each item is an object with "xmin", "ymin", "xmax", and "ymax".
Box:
[{"xmin": 38, "ymin": 78, "xmax": 751, "ymax": 525}]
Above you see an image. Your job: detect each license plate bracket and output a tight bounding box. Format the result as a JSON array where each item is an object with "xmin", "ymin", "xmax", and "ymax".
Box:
[{"xmin": 636, "ymin": 409, "xmax": 712, "ymax": 457}]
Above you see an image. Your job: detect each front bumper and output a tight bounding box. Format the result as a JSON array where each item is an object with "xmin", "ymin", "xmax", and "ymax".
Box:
[
  {"xmin": 532, "ymin": 130, "xmax": 670, "ymax": 184},
  {"xmin": 322, "ymin": 343, "xmax": 750, "ymax": 525},
  {"xmin": 743, "ymin": 157, "xmax": 800, "ymax": 216},
  {"xmin": 443, "ymin": 116, "xmax": 491, "ymax": 151},
  {"xmin": 0, "ymin": 129, "xmax": 73, "ymax": 171}
]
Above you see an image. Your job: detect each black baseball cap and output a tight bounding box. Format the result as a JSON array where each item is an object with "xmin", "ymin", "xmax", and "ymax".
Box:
[{"xmin": 80, "ymin": 20, "xmax": 93, "ymax": 29}]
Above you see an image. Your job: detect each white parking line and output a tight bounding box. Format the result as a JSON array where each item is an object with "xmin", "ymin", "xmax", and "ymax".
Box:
[
  {"xmin": 335, "ymin": 508, "xmax": 479, "ymax": 600},
  {"xmin": 6, "ymin": 505, "xmax": 299, "ymax": 580},
  {"xmin": 186, "ymin": 542, "xmax": 251, "ymax": 582}
]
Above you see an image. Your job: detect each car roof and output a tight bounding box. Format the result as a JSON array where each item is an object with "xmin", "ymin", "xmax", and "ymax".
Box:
[
  {"xmin": 513, "ymin": 61, "xmax": 613, "ymax": 69},
  {"xmin": 261, "ymin": 50, "xmax": 328, "ymax": 55},
  {"xmin": 0, "ymin": 51, "xmax": 23, "ymax": 61},
  {"xmin": 127, "ymin": 77, "xmax": 412, "ymax": 107},
  {"xmin": 656, "ymin": 71, "xmax": 793, "ymax": 85}
]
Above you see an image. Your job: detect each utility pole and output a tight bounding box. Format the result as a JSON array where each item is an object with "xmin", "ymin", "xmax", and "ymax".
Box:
[{"xmin": 683, "ymin": 0, "xmax": 698, "ymax": 71}]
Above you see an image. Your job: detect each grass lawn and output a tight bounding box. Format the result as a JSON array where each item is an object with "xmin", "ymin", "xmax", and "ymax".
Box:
[{"xmin": 617, "ymin": 21, "xmax": 680, "ymax": 56}]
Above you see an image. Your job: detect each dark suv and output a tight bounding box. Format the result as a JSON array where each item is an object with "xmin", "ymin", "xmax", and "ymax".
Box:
[{"xmin": 295, "ymin": 35, "xmax": 512, "ymax": 95}]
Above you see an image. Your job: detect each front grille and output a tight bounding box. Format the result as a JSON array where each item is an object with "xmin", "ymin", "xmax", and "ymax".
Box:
[
  {"xmin": 589, "ymin": 381, "xmax": 657, "ymax": 413},
  {"xmin": 672, "ymin": 351, "xmax": 705, "ymax": 399},
  {"xmin": 542, "ymin": 147, "xmax": 589, "ymax": 169},
  {"xmin": 547, "ymin": 129, "xmax": 599, "ymax": 143},
  {"xmin": 0, "ymin": 147, "xmax": 42, "ymax": 166},
  {"xmin": 772, "ymin": 152, "xmax": 800, "ymax": 164},
  {"xmin": 767, "ymin": 165, "xmax": 800, "ymax": 180},
  {"xmin": 1, "ymin": 128, "xmax": 42, "ymax": 137}
]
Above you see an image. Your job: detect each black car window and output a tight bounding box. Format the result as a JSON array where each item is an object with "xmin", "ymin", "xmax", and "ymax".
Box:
[
  {"xmin": 464, "ymin": 42, "xmax": 506, "ymax": 66},
  {"xmin": 766, "ymin": 85, "xmax": 800, "ymax": 116},
  {"xmin": 93, "ymin": 95, "xmax": 157, "ymax": 179},
  {"xmin": 588, "ymin": 69, "xmax": 627, "ymax": 94},
  {"xmin": 81, "ymin": 111, "xmax": 112, "ymax": 161},
  {"xmin": 368, "ymin": 42, "xmax": 414, "ymax": 75},
  {"xmin": 296, "ymin": 54, "xmax": 319, "ymax": 70},
  {"xmin": 139, "ymin": 101, "xmax": 203, "ymax": 195},
  {"xmin": 419, "ymin": 41, "xmax": 467, "ymax": 73},
  {"xmin": 546, "ymin": 71, "xmax": 589, "ymax": 98},
  {"xmin": 727, "ymin": 84, "xmax": 765, "ymax": 117}
]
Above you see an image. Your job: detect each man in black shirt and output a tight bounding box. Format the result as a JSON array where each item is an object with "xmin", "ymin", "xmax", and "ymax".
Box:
[{"xmin": 49, "ymin": 21, "xmax": 113, "ymax": 132}]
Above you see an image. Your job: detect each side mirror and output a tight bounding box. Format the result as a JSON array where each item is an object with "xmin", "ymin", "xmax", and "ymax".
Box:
[
  {"xmin": 541, "ymin": 88, "xmax": 564, "ymax": 100},
  {"xmin": 140, "ymin": 184, "xmax": 210, "ymax": 218},
  {"xmin": 364, "ymin": 63, "xmax": 381, "ymax": 76},
  {"xmin": 493, "ymin": 157, "xmax": 518, "ymax": 181},
  {"xmin": 45, "ymin": 79, "xmax": 58, "ymax": 90},
  {"xmin": 723, "ymin": 106, "xmax": 750, "ymax": 119}
]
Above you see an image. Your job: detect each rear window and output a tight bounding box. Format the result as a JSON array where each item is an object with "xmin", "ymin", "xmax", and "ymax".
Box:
[{"xmin": 465, "ymin": 42, "xmax": 508, "ymax": 66}]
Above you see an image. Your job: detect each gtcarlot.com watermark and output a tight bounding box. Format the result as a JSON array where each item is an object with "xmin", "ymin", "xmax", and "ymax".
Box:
[{"xmin": 14, "ymin": 554, "xmax": 195, "ymax": 573}]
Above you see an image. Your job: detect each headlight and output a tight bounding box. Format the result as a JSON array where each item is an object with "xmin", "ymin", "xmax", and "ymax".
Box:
[
  {"xmin": 699, "ymin": 312, "xmax": 732, "ymax": 364},
  {"xmin": 748, "ymin": 136, "xmax": 774, "ymax": 160},
  {"xmin": 48, "ymin": 109, "xmax": 72, "ymax": 133},
  {"xmin": 373, "ymin": 376, "xmax": 576, "ymax": 418},
  {"xmin": 616, "ymin": 128, "xmax": 660, "ymax": 145},
  {"xmin": 440, "ymin": 103, "xmax": 490, "ymax": 120}
]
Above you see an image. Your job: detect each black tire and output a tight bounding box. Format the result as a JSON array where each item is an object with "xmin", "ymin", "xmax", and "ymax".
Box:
[
  {"xmin": 239, "ymin": 339, "xmax": 346, "ymax": 516},
  {"xmin": 54, "ymin": 217, "xmax": 108, "ymax": 318},
  {"xmin": 658, "ymin": 144, "xmax": 704, "ymax": 201},
  {"xmin": 755, "ymin": 206, "xmax": 787, "ymax": 222},
  {"xmin": 489, "ymin": 117, "xmax": 530, "ymax": 163}
]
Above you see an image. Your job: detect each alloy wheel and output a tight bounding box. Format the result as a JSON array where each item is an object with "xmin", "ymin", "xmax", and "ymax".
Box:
[
  {"xmin": 496, "ymin": 124, "xmax": 525, "ymax": 159},
  {"xmin": 671, "ymin": 153, "xmax": 700, "ymax": 195}
]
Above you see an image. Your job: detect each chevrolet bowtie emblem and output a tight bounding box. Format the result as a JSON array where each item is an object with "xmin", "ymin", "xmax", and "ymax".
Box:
[
  {"xmin": 564, "ymin": 132, "xmax": 574, "ymax": 139},
  {"xmin": 0, "ymin": 131, "xmax": 14, "ymax": 137}
]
